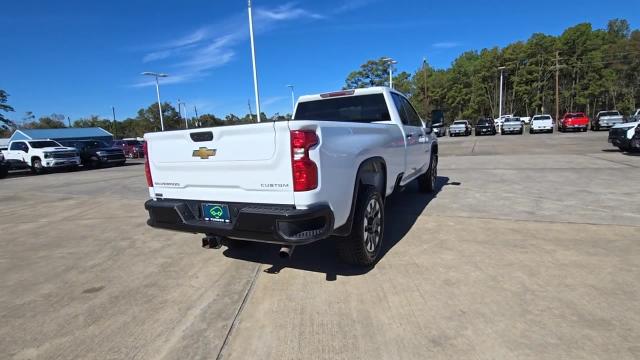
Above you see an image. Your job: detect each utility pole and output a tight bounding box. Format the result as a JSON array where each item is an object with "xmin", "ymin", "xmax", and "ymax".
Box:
[
  {"xmin": 247, "ymin": 0, "xmax": 261, "ymax": 122},
  {"xmin": 193, "ymin": 105, "xmax": 199, "ymax": 127},
  {"xmin": 555, "ymin": 51, "xmax": 560, "ymax": 123},
  {"xmin": 67, "ymin": 116, "xmax": 71, "ymax": 128},
  {"xmin": 498, "ymin": 66, "xmax": 506, "ymax": 118},
  {"xmin": 112, "ymin": 106, "xmax": 117, "ymax": 138},
  {"xmin": 422, "ymin": 58, "xmax": 429, "ymax": 117}
]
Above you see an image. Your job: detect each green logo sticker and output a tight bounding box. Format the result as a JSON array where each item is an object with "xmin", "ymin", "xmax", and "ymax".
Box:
[{"xmin": 209, "ymin": 206, "xmax": 223, "ymax": 218}]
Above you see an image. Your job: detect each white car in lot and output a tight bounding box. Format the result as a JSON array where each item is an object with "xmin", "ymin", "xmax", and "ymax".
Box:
[
  {"xmin": 501, "ymin": 117, "xmax": 524, "ymax": 135},
  {"xmin": 529, "ymin": 115, "xmax": 554, "ymax": 134},
  {"xmin": 143, "ymin": 87, "xmax": 439, "ymax": 265},
  {"xmin": 448, "ymin": 120, "xmax": 472, "ymax": 136},
  {"xmin": 593, "ymin": 110, "xmax": 624, "ymax": 131},
  {"xmin": 1, "ymin": 139, "xmax": 80, "ymax": 174}
]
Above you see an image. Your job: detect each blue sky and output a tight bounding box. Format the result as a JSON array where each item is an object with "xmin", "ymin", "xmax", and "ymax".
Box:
[{"xmin": 2, "ymin": 0, "xmax": 638, "ymax": 122}]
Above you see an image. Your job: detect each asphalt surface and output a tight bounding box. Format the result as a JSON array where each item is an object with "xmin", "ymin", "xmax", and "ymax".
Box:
[{"xmin": 1, "ymin": 130, "xmax": 639, "ymax": 359}]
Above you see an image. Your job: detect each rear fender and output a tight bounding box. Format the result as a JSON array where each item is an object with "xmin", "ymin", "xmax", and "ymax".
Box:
[{"xmin": 332, "ymin": 157, "xmax": 386, "ymax": 237}]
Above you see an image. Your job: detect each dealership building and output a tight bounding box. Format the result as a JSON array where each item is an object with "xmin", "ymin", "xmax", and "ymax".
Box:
[{"xmin": 8, "ymin": 128, "xmax": 114, "ymax": 143}]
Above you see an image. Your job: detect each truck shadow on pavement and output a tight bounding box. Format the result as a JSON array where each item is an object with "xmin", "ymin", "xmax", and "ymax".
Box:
[{"xmin": 222, "ymin": 176, "xmax": 454, "ymax": 281}]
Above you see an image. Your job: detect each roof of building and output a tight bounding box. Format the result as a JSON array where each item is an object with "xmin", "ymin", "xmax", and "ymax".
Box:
[{"xmin": 10, "ymin": 127, "xmax": 112, "ymax": 141}]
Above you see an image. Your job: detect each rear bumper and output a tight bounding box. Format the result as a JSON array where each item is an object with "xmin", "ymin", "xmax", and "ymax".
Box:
[
  {"xmin": 502, "ymin": 127, "xmax": 522, "ymax": 133},
  {"xmin": 597, "ymin": 122, "xmax": 622, "ymax": 129},
  {"xmin": 145, "ymin": 199, "xmax": 334, "ymax": 245},
  {"xmin": 562, "ymin": 123, "xmax": 588, "ymax": 128},
  {"xmin": 475, "ymin": 127, "xmax": 494, "ymax": 134},
  {"xmin": 449, "ymin": 128, "xmax": 467, "ymax": 135}
]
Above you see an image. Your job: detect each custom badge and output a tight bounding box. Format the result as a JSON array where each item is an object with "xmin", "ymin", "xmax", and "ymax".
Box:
[{"xmin": 192, "ymin": 147, "xmax": 216, "ymax": 159}]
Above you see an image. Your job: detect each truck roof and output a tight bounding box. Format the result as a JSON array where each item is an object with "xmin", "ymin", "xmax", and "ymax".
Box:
[{"xmin": 298, "ymin": 87, "xmax": 399, "ymax": 103}]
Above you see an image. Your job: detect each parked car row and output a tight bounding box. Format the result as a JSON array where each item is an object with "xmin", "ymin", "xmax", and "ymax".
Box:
[
  {"xmin": 113, "ymin": 139, "xmax": 145, "ymax": 158},
  {"xmin": 447, "ymin": 109, "xmax": 640, "ymax": 137},
  {"xmin": 0, "ymin": 138, "xmax": 128, "ymax": 176}
]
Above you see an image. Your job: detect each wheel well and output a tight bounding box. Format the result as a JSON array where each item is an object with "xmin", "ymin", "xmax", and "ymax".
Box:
[
  {"xmin": 31, "ymin": 156, "xmax": 41, "ymax": 164},
  {"xmin": 357, "ymin": 157, "xmax": 387, "ymax": 198},
  {"xmin": 332, "ymin": 157, "xmax": 387, "ymax": 237}
]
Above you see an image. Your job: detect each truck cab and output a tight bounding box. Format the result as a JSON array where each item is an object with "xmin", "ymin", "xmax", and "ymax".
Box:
[
  {"xmin": 559, "ymin": 112, "xmax": 589, "ymax": 132},
  {"xmin": 143, "ymin": 87, "xmax": 438, "ymax": 265},
  {"xmin": 2, "ymin": 139, "xmax": 80, "ymax": 174}
]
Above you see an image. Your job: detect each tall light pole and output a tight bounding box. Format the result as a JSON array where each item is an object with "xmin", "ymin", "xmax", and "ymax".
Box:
[
  {"xmin": 193, "ymin": 105, "xmax": 199, "ymax": 127},
  {"xmin": 142, "ymin": 72, "xmax": 168, "ymax": 131},
  {"xmin": 248, "ymin": 0, "xmax": 261, "ymax": 122},
  {"xmin": 382, "ymin": 57, "xmax": 397, "ymax": 89},
  {"xmin": 178, "ymin": 99, "xmax": 188, "ymax": 129},
  {"xmin": 498, "ymin": 66, "xmax": 506, "ymax": 118},
  {"xmin": 286, "ymin": 85, "xmax": 295, "ymax": 114}
]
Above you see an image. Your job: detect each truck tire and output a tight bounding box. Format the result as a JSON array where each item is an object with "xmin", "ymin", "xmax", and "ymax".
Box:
[
  {"xmin": 418, "ymin": 153, "xmax": 438, "ymax": 193},
  {"xmin": 0, "ymin": 167, "xmax": 7, "ymax": 179},
  {"xmin": 89, "ymin": 157, "xmax": 101, "ymax": 169},
  {"xmin": 30, "ymin": 158, "xmax": 44, "ymax": 175},
  {"xmin": 337, "ymin": 185, "xmax": 384, "ymax": 266}
]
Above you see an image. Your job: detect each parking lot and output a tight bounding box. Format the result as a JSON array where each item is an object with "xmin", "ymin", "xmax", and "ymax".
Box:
[{"xmin": 1, "ymin": 130, "xmax": 639, "ymax": 359}]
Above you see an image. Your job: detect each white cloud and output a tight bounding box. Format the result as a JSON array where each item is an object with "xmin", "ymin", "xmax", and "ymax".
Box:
[
  {"xmin": 257, "ymin": 3, "xmax": 323, "ymax": 20},
  {"xmin": 133, "ymin": 2, "xmax": 324, "ymax": 87},
  {"xmin": 333, "ymin": 0, "xmax": 377, "ymax": 14},
  {"xmin": 432, "ymin": 42, "xmax": 461, "ymax": 49}
]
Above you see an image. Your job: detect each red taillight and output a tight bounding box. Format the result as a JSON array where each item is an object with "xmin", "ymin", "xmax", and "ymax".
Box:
[
  {"xmin": 290, "ymin": 130, "xmax": 318, "ymax": 192},
  {"xmin": 143, "ymin": 142, "xmax": 153, "ymax": 187}
]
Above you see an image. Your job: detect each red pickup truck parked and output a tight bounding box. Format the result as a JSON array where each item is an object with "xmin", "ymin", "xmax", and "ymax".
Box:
[{"xmin": 558, "ymin": 112, "xmax": 589, "ymax": 132}]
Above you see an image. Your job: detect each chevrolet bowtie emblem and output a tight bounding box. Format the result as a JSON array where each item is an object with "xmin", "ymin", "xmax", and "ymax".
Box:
[{"xmin": 192, "ymin": 147, "xmax": 217, "ymax": 159}]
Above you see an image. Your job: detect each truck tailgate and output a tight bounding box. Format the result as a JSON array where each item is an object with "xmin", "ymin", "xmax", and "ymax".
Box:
[{"xmin": 145, "ymin": 122, "xmax": 294, "ymax": 205}]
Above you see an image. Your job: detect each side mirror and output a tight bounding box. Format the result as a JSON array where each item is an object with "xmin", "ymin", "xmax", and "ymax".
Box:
[{"xmin": 424, "ymin": 123, "xmax": 433, "ymax": 134}]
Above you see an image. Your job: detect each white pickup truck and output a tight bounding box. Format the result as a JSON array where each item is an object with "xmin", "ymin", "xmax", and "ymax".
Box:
[
  {"xmin": 593, "ymin": 110, "xmax": 624, "ymax": 131},
  {"xmin": 144, "ymin": 87, "xmax": 439, "ymax": 265},
  {"xmin": 2, "ymin": 139, "xmax": 80, "ymax": 174}
]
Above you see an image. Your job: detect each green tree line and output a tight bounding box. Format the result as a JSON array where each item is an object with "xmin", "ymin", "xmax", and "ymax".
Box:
[
  {"xmin": 0, "ymin": 98, "xmax": 290, "ymax": 139},
  {"xmin": 2, "ymin": 19, "xmax": 638, "ymax": 138},
  {"xmin": 345, "ymin": 19, "xmax": 640, "ymax": 123}
]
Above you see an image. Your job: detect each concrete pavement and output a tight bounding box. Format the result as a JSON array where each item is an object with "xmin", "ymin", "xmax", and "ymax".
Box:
[{"xmin": 1, "ymin": 130, "xmax": 639, "ymax": 359}]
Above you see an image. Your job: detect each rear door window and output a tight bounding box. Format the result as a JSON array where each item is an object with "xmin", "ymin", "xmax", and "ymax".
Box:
[
  {"xmin": 294, "ymin": 94, "xmax": 391, "ymax": 123},
  {"xmin": 10, "ymin": 142, "xmax": 27, "ymax": 151},
  {"xmin": 391, "ymin": 93, "xmax": 409, "ymax": 125},
  {"xmin": 399, "ymin": 96, "xmax": 423, "ymax": 127}
]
